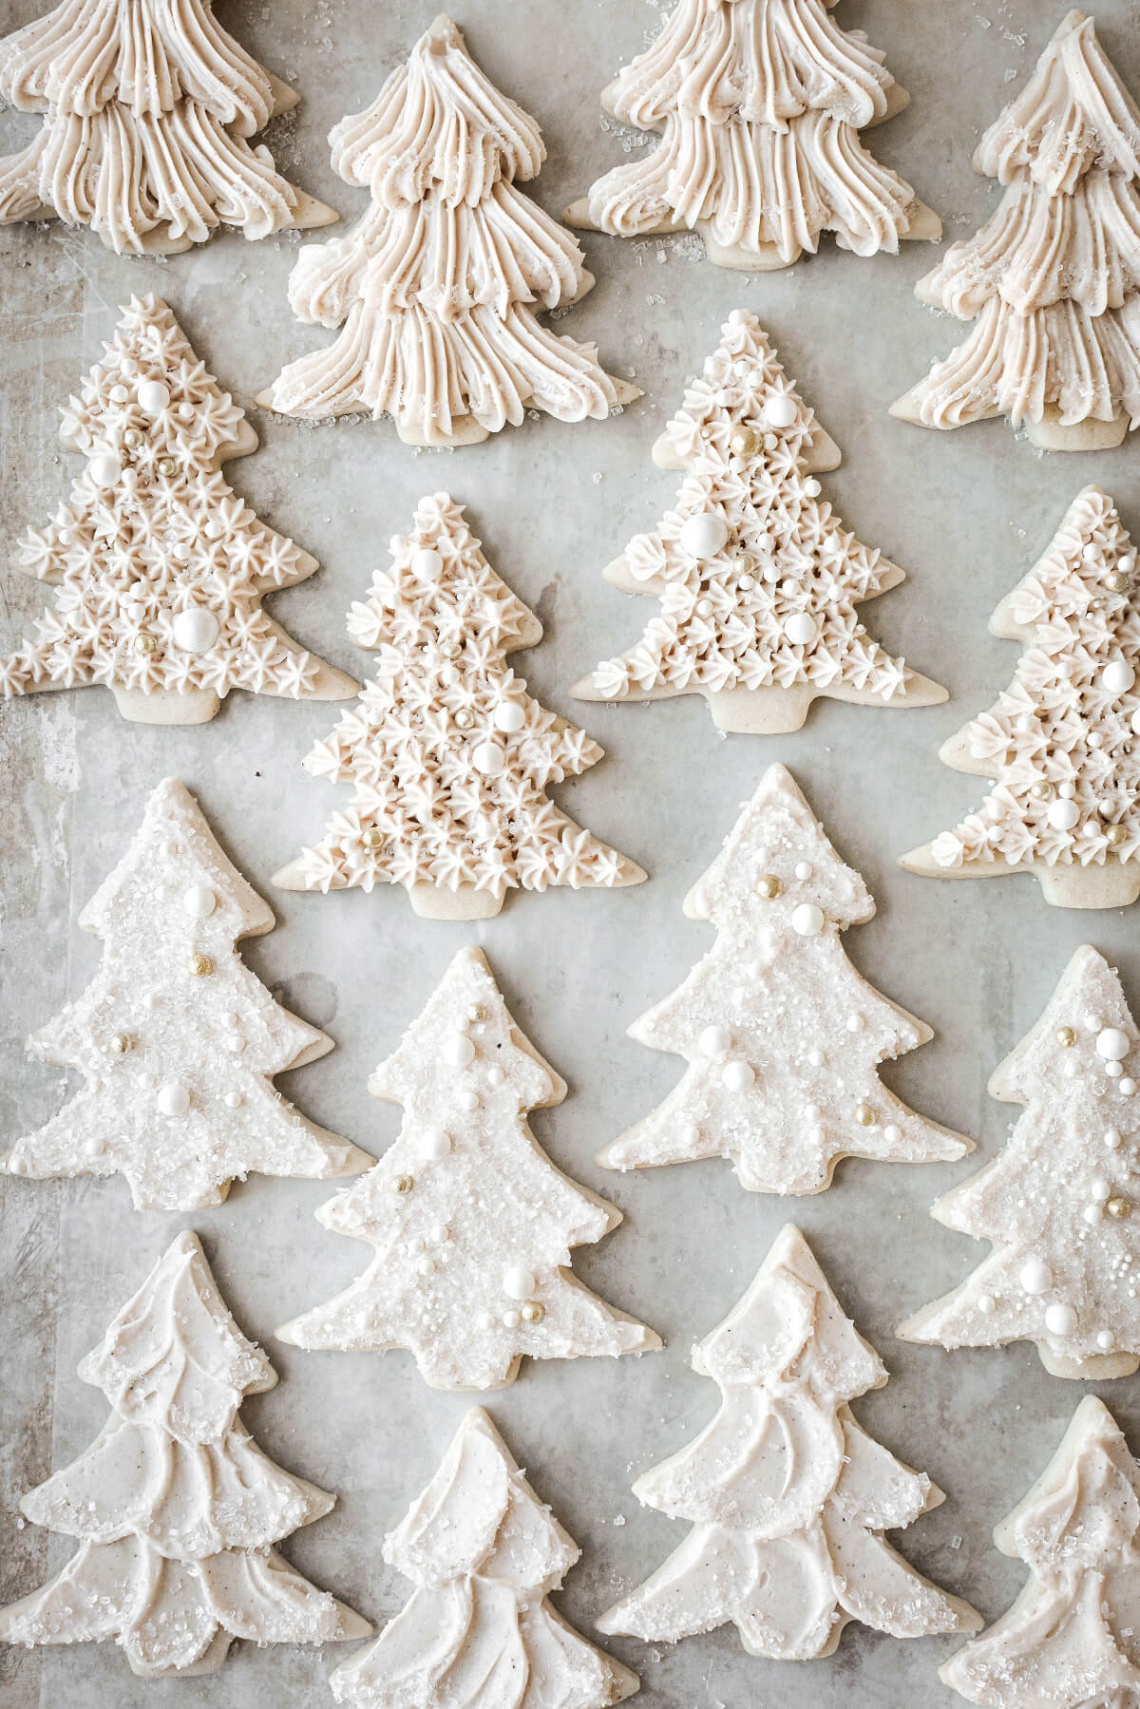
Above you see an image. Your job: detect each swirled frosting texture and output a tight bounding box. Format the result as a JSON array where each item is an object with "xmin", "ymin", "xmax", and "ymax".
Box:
[
  {"xmin": 262, "ymin": 16, "xmax": 628, "ymax": 444},
  {"xmin": 0, "ymin": 0, "xmax": 331, "ymax": 251},
  {"xmin": 582, "ymin": 0, "xmax": 927, "ymax": 265}
]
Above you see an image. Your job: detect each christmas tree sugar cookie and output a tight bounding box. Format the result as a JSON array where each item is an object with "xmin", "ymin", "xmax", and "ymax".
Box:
[
  {"xmin": 3, "ymin": 778, "xmax": 372, "ymax": 1212},
  {"xmin": 565, "ymin": 0, "xmax": 939, "ymax": 270},
  {"xmin": 0, "ymin": 0, "xmax": 336, "ymax": 253},
  {"xmin": 598, "ymin": 763, "xmax": 971, "ymax": 1194},
  {"xmin": 273, "ymin": 492, "xmax": 646, "ymax": 919},
  {"xmin": 0, "ymin": 296, "xmax": 359, "ymax": 726},
  {"xmin": 597, "ymin": 1226, "xmax": 980, "ymax": 1659},
  {"xmin": 899, "ymin": 946, "xmax": 1140, "ymax": 1380},
  {"xmin": 0, "ymin": 1233, "xmax": 369, "ymax": 1677},
  {"xmin": 572, "ymin": 311, "xmax": 947, "ymax": 733},
  {"xmin": 276, "ymin": 946, "xmax": 660, "ymax": 1391},
  {"xmin": 901, "ymin": 487, "xmax": 1140, "ymax": 911},
  {"xmin": 258, "ymin": 15, "xmax": 637, "ymax": 445},
  {"xmin": 329, "ymin": 1409, "xmax": 639, "ymax": 1707}
]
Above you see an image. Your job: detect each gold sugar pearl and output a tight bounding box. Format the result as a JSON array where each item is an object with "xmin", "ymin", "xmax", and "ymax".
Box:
[
  {"xmin": 442, "ymin": 641, "xmax": 462, "ymax": 660},
  {"xmin": 123, "ymin": 428, "xmax": 144, "ymax": 449},
  {"xmin": 1030, "ymin": 782, "xmax": 1054, "ymax": 801},
  {"xmin": 391, "ymin": 1174, "xmax": 414, "ymax": 1195},
  {"xmin": 454, "ymin": 708, "xmax": 475, "ymax": 730},
  {"xmin": 362, "ymin": 828, "xmax": 386, "ymax": 850},
  {"xmin": 156, "ymin": 456, "xmax": 176, "ymax": 478},
  {"xmin": 755, "ymin": 874, "xmax": 783, "ymax": 900},
  {"xmin": 854, "ymin": 1103, "xmax": 876, "ymax": 1127},
  {"xmin": 521, "ymin": 1301, "xmax": 544, "ymax": 1324},
  {"xmin": 1056, "ymin": 1026, "xmax": 1077, "ymax": 1048},
  {"xmin": 135, "ymin": 633, "xmax": 157, "ymax": 654},
  {"xmin": 1106, "ymin": 825, "xmax": 1129, "ymax": 847},
  {"xmin": 109, "ymin": 1032, "xmax": 131, "ymax": 1054},
  {"xmin": 1106, "ymin": 1196, "xmax": 1132, "ymax": 1219},
  {"xmin": 188, "ymin": 954, "xmax": 213, "ymax": 977},
  {"xmin": 1105, "ymin": 570, "xmax": 1130, "ymax": 593},
  {"xmin": 729, "ymin": 427, "xmax": 759, "ymax": 457}
]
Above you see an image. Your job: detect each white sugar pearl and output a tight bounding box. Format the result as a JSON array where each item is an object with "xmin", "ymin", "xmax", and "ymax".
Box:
[
  {"xmin": 1121, "ymin": 1078, "xmax": 1137, "ymax": 1096},
  {"xmin": 1084, "ymin": 1205, "xmax": 1101, "ymax": 1225},
  {"xmin": 804, "ymin": 1103, "xmax": 821, "ymax": 1120},
  {"xmin": 808, "ymin": 1048, "xmax": 824, "ymax": 1068},
  {"xmin": 679, "ymin": 513, "xmax": 729, "ymax": 559},
  {"xmin": 802, "ymin": 478, "xmax": 822, "ymax": 498},
  {"xmin": 1064, "ymin": 1058, "xmax": 1081, "ymax": 1080},
  {"xmin": 458, "ymin": 1089, "xmax": 479, "ymax": 1111},
  {"xmin": 1047, "ymin": 799, "xmax": 1080, "ymax": 831},
  {"xmin": 502, "ymin": 1264, "xmax": 535, "ymax": 1300},
  {"xmin": 1092, "ymin": 1178, "xmax": 1112, "ymax": 1202},
  {"xmin": 1097, "ymin": 1329, "xmax": 1116, "ymax": 1351},
  {"xmin": 1045, "ymin": 1303, "xmax": 1078, "ymax": 1337},
  {"xmin": 172, "ymin": 608, "xmax": 220, "ymax": 653},
  {"xmin": 137, "ymin": 380, "xmax": 170, "ymax": 416},
  {"xmin": 487, "ymin": 1065, "xmax": 505, "ymax": 1086},
  {"xmin": 1098, "ymin": 1028, "xmax": 1130, "ymax": 1061},
  {"xmin": 1086, "ymin": 1015, "xmax": 1104, "ymax": 1032},
  {"xmin": 444, "ymin": 1032, "xmax": 475, "ymax": 1068},
  {"xmin": 784, "ymin": 612, "xmax": 818, "ymax": 648},
  {"xmin": 1105, "ymin": 1128, "xmax": 1122, "ymax": 1149},
  {"xmin": 1019, "ymin": 1257, "xmax": 1052, "ymax": 1295},
  {"xmin": 795, "ymin": 863, "xmax": 812, "ymax": 880},
  {"xmin": 493, "ymin": 701, "xmax": 525, "ymax": 733},
  {"xmin": 90, "ymin": 453, "xmax": 121, "ymax": 487},
  {"xmin": 1102, "ymin": 660, "xmax": 1136, "ymax": 695},
  {"xmin": 847, "ymin": 1015, "xmax": 865, "ymax": 1033},
  {"xmin": 410, "ymin": 547, "xmax": 444, "ymax": 583},
  {"xmin": 763, "ymin": 394, "xmax": 797, "ymax": 429},
  {"xmin": 502, "ymin": 1311, "xmax": 520, "ymax": 1329},
  {"xmin": 157, "ymin": 1082, "xmax": 190, "ymax": 1117},
  {"xmin": 977, "ymin": 1294, "xmax": 995, "ymax": 1314},
  {"xmin": 417, "ymin": 1257, "xmax": 435, "ymax": 1277},
  {"xmin": 699, "ymin": 1026, "xmax": 731, "ymax": 1058},
  {"xmin": 1107, "ymin": 1061, "xmax": 1124, "ymax": 1079},
  {"xmin": 421, "ymin": 1128, "xmax": 451, "ymax": 1160},
  {"xmin": 473, "ymin": 740, "xmax": 506, "ymax": 776},
  {"xmin": 681, "ymin": 1122, "xmax": 701, "ymax": 1148},
  {"xmin": 791, "ymin": 902, "xmax": 824, "ymax": 936},
  {"xmin": 183, "ymin": 884, "xmax": 216, "ymax": 918},
  {"xmin": 478, "ymin": 1310, "xmax": 496, "ymax": 1330},
  {"xmin": 722, "ymin": 1060, "xmax": 755, "ymax": 1091},
  {"xmin": 109, "ymin": 384, "xmax": 129, "ymax": 403},
  {"xmin": 882, "ymin": 1122, "xmax": 902, "ymax": 1144},
  {"xmin": 224, "ymin": 1091, "xmax": 242, "ymax": 1109}
]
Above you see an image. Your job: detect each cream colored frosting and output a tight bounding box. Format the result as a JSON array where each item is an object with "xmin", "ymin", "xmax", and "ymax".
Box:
[
  {"xmin": 0, "ymin": 1233, "xmax": 370, "ymax": 1676},
  {"xmin": 330, "ymin": 1409, "xmax": 639, "ymax": 1707},
  {"xmin": 0, "ymin": 295, "xmax": 358, "ymax": 724},
  {"xmin": 2, "ymin": 778, "xmax": 372, "ymax": 1211},
  {"xmin": 261, "ymin": 15, "xmax": 632, "ymax": 444},
  {"xmin": 942, "ymin": 1397, "xmax": 1140, "ymax": 1706},
  {"xmin": 899, "ymin": 946, "xmax": 1140, "ymax": 1382},
  {"xmin": 598, "ymin": 1226, "xmax": 980, "ymax": 1658},
  {"xmin": 0, "ymin": 0, "xmax": 332, "ymax": 252},
  {"xmin": 274, "ymin": 493, "xmax": 645, "ymax": 915},
  {"xmin": 599, "ymin": 764, "xmax": 970, "ymax": 1193},
  {"xmin": 276, "ymin": 946, "xmax": 660, "ymax": 1390}
]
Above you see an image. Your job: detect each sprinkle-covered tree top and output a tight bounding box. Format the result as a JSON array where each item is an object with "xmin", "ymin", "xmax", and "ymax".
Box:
[
  {"xmin": 0, "ymin": 0, "xmax": 336, "ymax": 253},
  {"xmin": 565, "ymin": 0, "xmax": 939, "ymax": 271},
  {"xmin": 258, "ymin": 15, "xmax": 636, "ymax": 445},
  {"xmin": 599, "ymin": 764, "xmax": 971, "ymax": 1193},
  {"xmin": 277, "ymin": 945, "xmax": 660, "ymax": 1390},
  {"xmin": 572, "ymin": 310, "xmax": 946, "ymax": 733},
  {"xmin": 329, "ymin": 1408, "xmax": 640, "ymax": 1707},
  {"xmin": 899, "ymin": 946, "xmax": 1140, "ymax": 1382},
  {"xmin": 0, "ymin": 1232, "xmax": 370, "ymax": 1677},
  {"xmin": 0, "ymin": 295, "xmax": 359, "ymax": 726},
  {"xmin": 598, "ymin": 1225, "xmax": 980, "ymax": 1659},
  {"xmin": 892, "ymin": 11, "xmax": 1140, "ymax": 451},
  {"xmin": 273, "ymin": 492, "xmax": 646, "ymax": 919},
  {"xmin": 3, "ymin": 778, "xmax": 372, "ymax": 1212},
  {"xmin": 901, "ymin": 486, "xmax": 1140, "ymax": 912}
]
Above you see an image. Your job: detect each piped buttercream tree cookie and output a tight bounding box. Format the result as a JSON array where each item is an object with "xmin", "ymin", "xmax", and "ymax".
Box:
[
  {"xmin": 0, "ymin": 0, "xmax": 336, "ymax": 253},
  {"xmin": 899, "ymin": 945, "xmax": 1140, "ymax": 1382},
  {"xmin": 597, "ymin": 1225, "xmax": 981, "ymax": 1659},
  {"xmin": 0, "ymin": 295, "xmax": 359, "ymax": 726},
  {"xmin": 2, "ymin": 777, "xmax": 372, "ymax": 1212},
  {"xmin": 257, "ymin": 15, "xmax": 637, "ymax": 446},
  {"xmin": 598, "ymin": 764, "xmax": 971, "ymax": 1194},
  {"xmin": 941, "ymin": 1397, "xmax": 1140, "ymax": 1708},
  {"xmin": 564, "ymin": 0, "xmax": 940, "ymax": 271},
  {"xmin": 571, "ymin": 311, "xmax": 947, "ymax": 734},
  {"xmin": 0, "ymin": 1232, "xmax": 370, "ymax": 1678},
  {"xmin": 273, "ymin": 493, "xmax": 646, "ymax": 920},
  {"xmin": 901, "ymin": 487, "xmax": 1140, "ymax": 911},
  {"xmin": 276, "ymin": 946, "xmax": 660, "ymax": 1391},
  {"xmin": 891, "ymin": 12, "xmax": 1140, "ymax": 451},
  {"xmin": 329, "ymin": 1408, "xmax": 640, "ymax": 1707}
]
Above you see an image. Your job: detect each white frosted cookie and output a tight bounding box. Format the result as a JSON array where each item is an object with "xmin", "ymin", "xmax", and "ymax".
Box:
[
  {"xmin": 0, "ymin": 295, "xmax": 359, "ymax": 725},
  {"xmin": 257, "ymin": 14, "xmax": 637, "ymax": 445},
  {"xmin": 277, "ymin": 945, "xmax": 660, "ymax": 1390},
  {"xmin": 0, "ymin": 0, "xmax": 334, "ymax": 253},
  {"xmin": 0, "ymin": 1232, "xmax": 370, "ymax": 1677},
  {"xmin": 598, "ymin": 763, "xmax": 971, "ymax": 1194},
  {"xmin": 942, "ymin": 1397, "xmax": 1140, "ymax": 1707},
  {"xmin": 901, "ymin": 486, "xmax": 1140, "ymax": 911},
  {"xmin": 564, "ymin": 0, "xmax": 939, "ymax": 271},
  {"xmin": 273, "ymin": 492, "xmax": 646, "ymax": 919},
  {"xmin": 597, "ymin": 1225, "xmax": 980, "ymax": 1658},
  {"xmin": 891, "ymin": 12, "xmax": 1140, "ymax": 450},
  {"xmin": 899, "ymin": 945, "xmax": 1140, "ymax": 1381},
  {"xmin": 330, "ymin": 1408, "xmax": 640, "ymax": 1707},
  {"xmin": 571, "ymin": 310, "xmax": 947, "ymax": 734},
  {"xmin": 3, "ymin": 777, "xmax": 372, "ymax": 1212}
]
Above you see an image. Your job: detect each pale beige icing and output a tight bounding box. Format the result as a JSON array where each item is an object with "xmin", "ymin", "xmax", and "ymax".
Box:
[
  {"xmin": 276, "ymin": 946, "xmax": 660, "ymax": 1391},
  {"xmin": 330, "ymin": 1409, "xmax": 639, "ymax": 1707},
  {"xmin": 0, "ymin": 1233, "xmax": 370, "ymax": 1677},
  {"xmin": 597, "ymin": 1226, "xmax": 980, "ymax": 1658},
  {"xmin": 0, "ymin": 0, "xmax": 334, "ymax": 252}
]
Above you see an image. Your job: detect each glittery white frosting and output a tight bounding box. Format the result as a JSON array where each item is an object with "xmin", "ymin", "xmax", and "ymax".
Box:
[
  {"xmin": 0, "ymin": 0, "xmax": 334, "ymax": 252},
  {"xmin": 0, "ymin": 1233, "xmax": 370, "ymax": 1677},
  {"xmin": 260, "ymin": 15, "xmax": 632, "ymax": 445},
  {"xmin": 276, "ymin": 946, "xmax": 660, "ymax": 1390},
  {"xmin": 899, "ymin": 946, "xmax": 1140, "ymax": 1381},
  {"xmin": 329, "ymin": 1408, "xmax": 639, "ymax": 1707},
  {"xmin": 574, "ymin": 310, "xmax": 945, "ymax": 732},
  {"xmin": 275, "ymin": 493, "xmax": 645, "ymax": 917},
  {"xmin": 941, "ymin": 1397, "xmax": 1140, "ymax": 1707},
  {"xmin": 576, "ymin": 0, "xmax": 933, "ymax": 267},
  {"xmin": 599, "ymin": 764, "xmax": 971, "ymax": 1193},
  {"xmin": 598, "ymin": 1226, "xmax": 980, "ymax": 1658},
  {"xmin": 0, "ymin": 295, "xmax": 358, "ymax": 725},
  {"xmin": 3, "ymin": 778, "xmax": 373, "ymax": 1211}
]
